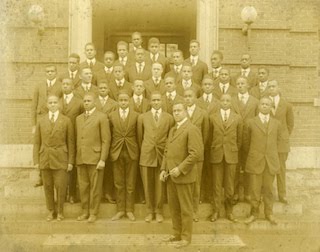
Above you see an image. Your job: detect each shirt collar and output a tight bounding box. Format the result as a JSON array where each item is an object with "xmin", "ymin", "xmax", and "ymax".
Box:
[
  {"xmin": 69, "ymin": 70, "xmax": 78, "ymax": 75},
  {"xmin": 152, "ymin": 76, "xmax": 161, "ymax": 83},
  {"xmin": 220, "ymin": 108, "xmax": 231, "ymax": 117},
  {"xmin": 151, "ymin": 108, "xmax": 162, "ymax": 115},
  {"xmin": 176, "ymin": 117, "xmax": 188, "ymax": 129},
  {"xmin": 150, "ymin": 53, "xmax": 159, "ymax": 61},
  {"xmin": 99, "ymin": 95, "xmax": 109, "ymax": 101},
  {"xmin": 47, "ymin": 79, "xmax": 56, "ymax": 86},
  {"xmin": 116, "ymin": 78, "xmax": 125, "ymax": 86},
  {"xmin": 86, "ymin": 107, "xmax": 96, "ymax": 116},
  {"xmin": 191, "ymin": 55, "xmax": 199, "ymax": 63},
  {"xmin": 136, "ymin": 61, "xmax": 145, "ymax": 67},
  {"xmin": 104, "ymin": 66, "xmax": 113, "ymax": 73},
  {"xmin": 238, "ymin": 92, "xmax": 249, "ymax": 99},
  {"xmin": 219, "ymin": 82, "xmax": 230, "ymax": 89},
  {"xmin": 270, "ymin": 94, "xmax": 280, "ymax": 106},
  {"xmin": 64, "ymin": 92, "xmax": 74, "ymax": 101},
  {"xmin": 119, "ymin": 107, "xmax": 129, "ymax": 115},
  {"xmin": 49, "ymin": 111, "xmax": 59, "ymax": 121},
  {"xmin": 258, "ymin": 112, "xmax": 270, "ymax": 122},
  {"xmin": 87, "ymin": 58, "xmax": 96, "ymax": 65},
  {"xmin": 166, "ymin": 90, "xmax": 176, "ymax": 98},
  {"xmin": 133, "ymin": 94, "xmax": 143, "ymax": 100},
  {"xmin": 82, "ymin": 83, "xmax": 92, "ymax": 89}
]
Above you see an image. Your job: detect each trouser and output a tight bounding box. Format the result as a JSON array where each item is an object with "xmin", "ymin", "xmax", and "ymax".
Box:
[
  {"xmin": 113, "ymin": 147, "xmax": 138, "ymax": 212},
  {"xmin": 212, "ymin": 159, "xmax": 236, "ymax": 215},
  {"xmin": 193, "ymin": 161, "xmax": 203, "ymax": 214},
  {"xmin": 277, "ymin": 152, "xmax": 288, "ymax": 199},
  {"xmin": 140, "ymin": 165, "xmax": 164, "ymax": 214},
  {"xmin": 67, "ymin": 167, "xmax": 78, "ymax": 199},
  {"xmin": 42, "ymin": 168, "xmax": 68, "ymax": 214},
  {"xmin": 167, "ymin": 178, "xmax": 194, "ymax": 242},
  {"xmin": 249, "ymin": 167, "xmax": 275, "ymax": 217},
  {"xmin": 200, "ymin": 149, "xmax": 212, "ymax": 203},
  {"xmin": 77, "ymin": 164, "xmax": 104, "ymax": 216},
  {"xmin": 103, "ymin": 160, "xmax": 115, "ymax": 200},
  {"xmin": 234, "ymin": 148, "xmax": 250, "ymax": 198}
]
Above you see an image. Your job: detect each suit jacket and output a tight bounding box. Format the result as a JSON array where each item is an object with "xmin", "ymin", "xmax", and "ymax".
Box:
[
  {"xmin": 127, "ymin": 62, "xmax": 152, "ymax": 83},
  {"xmin": 271, "ymin": 98, "xmax": 294, "ymax": 153},
  {"xmin": 31, "ymin": 80, "xmax": 62, "ymax": 126},
  {"xmin": 209, "ymin": 111, "xmax": 243, "ymax": 164},
  {"xmin": 145, "ymin": 53, "xmax": 170, "ymax": 76},
  {"xmin": 231, "ymin": 95, "xmax": 259, "ymax": 123},
  {"xmin": 137, "ymin": 111, "xmax": 174, "ymax": 167},
  {"xmin": 95, "ymin": 68, "xmax": 115, "ymax": 83},
  {"xmin": 74, "ymin": 85, "xmax": 99, "ymax": 99},
  {"xmin": 109, "ymin": 109, "xmax": 140, "ymax": 161},
  {"xmin": 212, "ymin": 83, "xmax": 238, "ymax": 100},
  {"xmin": 188, "ymin": 106, "xmax": 209, "ymax": 149},
  {"xmin": 176, "ymin": 79, "xmax": 201, "ymax": 98},
  {"xmin": 76, "ymin": 109, "xmax": 111, "ymax": 165},
  {"xmin": 59, "ymin": 71, "xmax": 81, "ymax": 88},
  {"xmin": 161, "ymin": 94, "xmax": 184, "ymax": 115},
  {"xmin": 144, "ymin": 78, "xmax": 166, "ymax": 99},
  {"xmin": 232, "ymin": 70, "xmax": 257, "ymax": 89},
  {"xmin": 33, "ymin": 113, "xmax": 75, "ymax": 169},
  {"xmin": 95, "ymin": 96, "xmax": 118, "ymax": 116},
  {"xmin": 249, "ymin": 85, "xmax": 268, "ymax": 99},
  {"xmin": 244, "ymin": 117, "xmax": 281, "ymax": 175},
  {"xmin": 108, "ymin": 79, "xmax": 133, "ymax": 100},
  {"xmin": 60, "ymin": 95, "xmax": 84, "ymax": 126},
  {"xmin": 185, "ymin": 58, "xmax": 208, "ymax": 85},
  {"xmin": 79, "ymin": 60, "xmax": 105, "ymax": 74},
  {"xmin": 129, "ymin": 97, "xmax": 150, "ymax": 114},
  {"xmin": 160, "ymin": 120, "xmax": 203, "ymax": 184},
  {"xmin": 197, "ymin": 95, "xmax": 220, "ymax": 114}
]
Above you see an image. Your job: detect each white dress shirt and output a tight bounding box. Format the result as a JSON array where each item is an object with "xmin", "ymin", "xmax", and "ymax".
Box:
[
  {"xmin": 87, "ymin": 58, "xmax": 96, "ymax": 66},
  {"xmin": 187, "ymin": 104, "xmax": 196, "ymax": 117},
  {"xmin": 238, "ymin": 92, "xmax": 249, "ymax": 104},
  {"xmin": 203, "ymin": 93, "xmax": 213, "ymax": 103},
  {"xmin": 119, "ymin": 107, "xmax": 129, "ymax": 119},
  {"xmin": 220, "ymin": 108, "xmax": 230, "ymax": 121},
  {"xmin": 258, "ymin": 112, "xmax": 270, "ymax": 123},
  {"xmin": 64, "ymin": 93, "xmax": 74, "ymax": 104},
  {"xmin": 219, "ymin": 83, "xmax": 230, "ymax": 93},
  {"xmin": 47, "ymin": 79, "xmax": 56, "ymax": 87},
  {"xmin": 176, "ymin": 117, "xmax": 188, "ymax": 129},
  {"xmin": 166, "ymin": 91, "xmax": 177, "ymax": 100},
  {"xmin": 49, "ymin": 111, "xmax": 59, "ymax": 122}
]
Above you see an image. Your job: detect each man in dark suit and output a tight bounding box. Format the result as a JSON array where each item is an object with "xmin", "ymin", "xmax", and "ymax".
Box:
[
  {"xmin": 59, "ymin": 53, "xmax": 82, "ymax": 88},
  {"xmin": 115, "ymin": 41, "xmax": 132, "ymax": 70},
  {"xmin": 127, "ymin": 48, "xmax": 152, "ymax": 83},
  {"xmin": 74, "ymin": 67, "xmax": 99, "ymax": 99},
  {"xmin": 146, "ymin": 37, "xmax": 169, "ymax": 76},
  {"xmin": 167, "ymin": 50, "xmax": 184, "ymax": 81},
  {"xmin": 160, "ymin": 101, "xmax": 202, "ymax": 249},
  {"xmin": 161, "ymin": 75, "xmax": 184, "ymax": 115},
  {"xmin": 244, "ymin": 97, "xmax": 281, "ymax": 225},
  {"xmin": 210, "ymin": 50, "xmax": 224, "ymax": 83},
  {"xmin": 176, "ymin": 63, "xmax": 201, "ymax": 98},
  {"xmin": 33, "ymin": 95, "xmax": 75, "ymax": 221},
  {"xmin": 76, "ymin": 92, "xmax": 111, "ymax": 223},
  {"xmin": 144, "ymin": 62, "xmax": 166, "ymax": 99},
  {"xmin": 197, "ymin": 75, "xmax": 220, "ymax": 114},
  {"xmin": 31, "ymin": 64, "xmax": 62, "ymax": 187},
  {"xmin": 249, "ymin": 67, "xmax": 270, "ymax": 99},
  {"xmin": 108, "ymin": 63, "xmax": 133, "ymax": 100},
  {"xmin": 79, "ymin": 42, "xmax": 104, "ymax": 75},
  {"xmin": 209, "ymin": 94, "xmax": 243, "ymax": 222},
  {"xmin": 232, "ymin": 54, "xmax": 257, "ymax": 89},
  {"xmin": 60, "ymin": 78, "xmax": 84, "ymax": 204},
  {"xmin": 184, "ymin": 88, "xmax": 208, "ymax": 221},
  {"xmin": 109, "ymin": 91, "xmax": 140, "ymax": 222},
  {"xmin": 137, "ymin": 91, "xmax": 174, "ymax": 223},
  {"xmin": 268, "ymin": 80, "xmax": 294, "ymax": 204},
  {"xmin": 129, "ymin": 80, "xmax": 150, "ymax": 114},
  {"xmin": 96, "ymin": 51, "xmax": 116, "ymax": 83},
  {"xmin": 128, "ymin": 32, "xmax": 144, "ymax": 62},
  {"xmin": 212, "ymin": 68, "xmax": 237, "ymax": 99},
  {"xmin": 185, "ymin": 40, "xmax": 208, "ymax": 85},
  {"xmin": 231, "ymin": 76, "xmax": 259, "ymax": 204}
]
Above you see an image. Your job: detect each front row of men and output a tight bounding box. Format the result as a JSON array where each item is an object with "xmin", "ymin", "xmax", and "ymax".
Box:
[{"xmin": 33, "ymin": 74, "xmax": 292, "ymax": 248}]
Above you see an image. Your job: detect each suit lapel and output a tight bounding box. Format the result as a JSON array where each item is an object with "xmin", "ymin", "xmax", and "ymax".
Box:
[
  {"xmin": 51, "ymin": 114, "xmax": 62, "ymax": 135},
  {"xmin": 214, "ymin": 113, "xmax": 225, "ymax": 131},
  {"xmin": 254, "ymin": 117, "xmax": 267, "ymax": 134},
  {"xmin": 225, "ymin": 111, "xmax": 235, "ymax": 130},
  {"xmin": 171, "ymin": 120, "xmax": 188, "ymax": 142},
  {"xmin": 274, "ymin": 98, "xmax": 285, "ymax": 116},
  {"xmin": 190, "ymin": 107, "xmax": 201, "ymax": 124}
]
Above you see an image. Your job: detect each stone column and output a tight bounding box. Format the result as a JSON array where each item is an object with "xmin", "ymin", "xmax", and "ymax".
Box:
[
  {"xmin": 196, "ymin": 0, "xmax": 219, "ymax": 68},
  {"xmin": 69, "ymin": 0, "xmax": 92, "ymax": 61}
]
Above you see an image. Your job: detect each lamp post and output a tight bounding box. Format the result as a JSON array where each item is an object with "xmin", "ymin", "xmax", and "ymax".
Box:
[
  {"xmin": 28, "ymin": 5, "xmax": 45, "ymax": 36},
  {"xmin": 241, "ymin": 6, "xmax": 257, "ymax": 49}
]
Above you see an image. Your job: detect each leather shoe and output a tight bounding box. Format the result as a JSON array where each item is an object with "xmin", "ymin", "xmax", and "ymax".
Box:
[
  {"xmin": 279, "ymin": 197, "xmax": 288, "ymax": 204},
  {"xmin": 57, "ymin": 214, "xmax": 64, "ymax": 221},
  {"xmin": 145, "ymin": 213, "xmax": 153, "ymax": 223},
  {"xmin": 34, "ymin": 180, "xmax": 43, "ymax": 187},
  {"xmin": 77, "ymin": 214, "xmax": 89, "ymax": 221},
  {"xmin": 69, "ymin": 196, "xmax": 75, "ymax": 204},
  {"xmin": 46, "ymin": 211, "xmax": 55, "ymax": 222},
  {"xmin": 193, "ymin": 213, "xmax": 199, "ymax": 222},
  {"xmin": 156, "ymin": 213, "xmax": 164, "ymax": 223},
  {"xmin": 105, "ymin": 194, "xmax": 116, "ymax": 204},
  {"xmin": 111, "ymin": 211, "xmax": 125, "ymax": 221},
  {"xmin": 87, "ymin": 215, "xmax": 97, "ymax": 223},
  {"xmin": 244, "ymin": 215, "xmax": 256, "ymax": 225},
  {"xmin": 266, "ymin": 215, "xmax": 278, "ymax": 225},
  {"xmin": 126, "ymin": 212, "xmax": 135, "ymax": 221},
  {"xmin": 162, "ymin": 235, "xmax": 180, "ymax": 242},
  {"xmin": 210, "ymin": 212, "xmax": 219, "ymax": 222},
  {"xmin": 174, "ymin": 240, "xmax": 190, "ymax": 249},
  {"xmin": 227, "ymin": 213, "xmax": 238, "ymax": 222}
]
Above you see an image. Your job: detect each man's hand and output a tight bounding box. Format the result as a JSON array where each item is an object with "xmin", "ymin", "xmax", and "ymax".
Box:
[
  {"xmin": 96, "ymin": 160, "xmax": 105, "ymax": 170},
  {"xmin": 169, "ymin": 167, "xmax": 181, "ymax": 178},
  {"xmin": 67, "ymin": 164, "xmax": 73, "ymax": 172},
  {"xmin": 34, "ymin": 164, "xmax": 39, "ymax": 169},
  {"xmin": 160, "ymin": 170, "xmax": 167, "ymax": 182}
]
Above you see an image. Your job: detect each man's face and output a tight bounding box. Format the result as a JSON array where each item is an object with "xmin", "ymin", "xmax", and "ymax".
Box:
[
  {"xmin": 258, "ymin": 69, "xmax": 269, "ymax": 82},
  {"xmin": 85, "ymin": 45, "xmax": 96, "ymax": 59},
  {"xmin": 45, "ymin": 66, "xmax": 57, "ymax": 80},
  {"xmin": 104, "ymin": 53, "xmax": 115, "ymax": 68},
  {"xmin": 152, "ymin": 63, "xmax": 163, "ymax": 78},
  {"xmin": 83, "ymin": 95, "xmax": 95, "ymax": 111},
  {"xmin": 220, "ymin": 95, "xmax": 231, "ymax": 110},
  {"xmin": 219, "ymin": 69, "xmax": 230, "ymax": 84},
  {"xmin": 172, "ymin": 52, "xmax": 183, "ymax": 66},
  {"xmin": 80, "ymin": 68, "xmax": 93, "ymax": 84},
  {"xmin": 150, "ymin": 94, "xmax": 162, "ymax": 110},
  {"xmin": 132, "ymin": 81, "xmax": 145, "ymax": 96},
  {"xmin": 98, "ymin": 83, "xmax": 109, "ymax": 97},
  {"xmin": 135, "ymin": 49, "xmax": 145, "ymax": 63},
  {"xmin": 211, "ymin": 53, "xmax": 222, "ymax": 68},
  {"xmin": 184, "ymin": 90, "xmax": 195, "ymax": 106},
  {"xmin": 189, "ymin": 42, "xmax": 200, "ymax": 56},
  {"xmin": 259, "ymin": 98, "xmax": 272, "ymax": 115},
  {"xmin": 267, "ymin": 81, "xmax": 280, "ymax": 97},
  {"xmin": 149, "ymin": 43, "xmax": 159, "ymax": 54},
  {"xmin": 117, "ymin": 45, "xmax": 128, "ymax": 58},
  {"xmin": 236, "ymin": 78, "xmax": 248, "ymax": 94},
  {"xmin": 173, "ymin": 104, "xmax": 187, "ymax": 122},
  {"xmin": 181, "ymin": 66, "xmax": 193, "ymax": 80},
  {"xmin": 113, "ymin": 66, "xmax": 125, "ymax": 80},
  {"xmin": 240, "ymin": 54, "xmax": 251, "ymax": 69},
  {"xmin": 202, "ymin": 78, "xmax": 214, "ymax": 94},
  {"xmin": 132, "ymin": 34, "xmax": 142, "ymax": 47},
  {"xmin": 68, "ymin": 57, "xmax": 79, "ymax": 72},
  {"xmin": 61, "ymin": 79, "xmax": 73, "ymax": 94},
  {"xmin": 118, "ymin": 94, "xmax": 130, "ymax": 109},
  {"xmin": 165, "ymin": 77, "xmax": 176, "ymax": 92},
  {"xmin": 47, "ymin": 96, "xmax": 59, "ymax": 113}
]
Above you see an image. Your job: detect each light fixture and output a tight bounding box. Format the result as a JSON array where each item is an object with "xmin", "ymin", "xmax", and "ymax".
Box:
[
  {"xmin": 241, "ymin": 6, "xmax": 257, "ymax": 36},
  {"xmin": 28, "ymin": 5, "xmax": 45, "ymax": 36}
]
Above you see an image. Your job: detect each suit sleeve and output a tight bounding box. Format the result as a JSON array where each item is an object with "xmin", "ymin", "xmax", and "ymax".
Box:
[
  {"xmin": 237, "ymin": 116, "xmax": 243, "ymax": 149},
  {"xmin": 99, "ymin": 114, "xmax": 111, "ymax": 162},
  {"xmin": 66, "ymin": 117, "xmax": 75, "ymax": 165},
  {"xmin": 31, "ymin": 84, "xmax": 39, "ymax": 126},
  {"xmin": 33, "ymin": 121, "xmax": 41, "ymax": 165},
  {"xmin": 286, "ymin": 102, "xmax": 294, "ymax": 135},
  {"xmin": 137, "ymin": 114, "xmax": 144, "ymax": 148},
  {"xmin": 243, "ymin": 120, "xmax": 251, "ymax": 154},
  {"xmin": 202, "ymin": 111, "xmax": 210, "ymax": 146}
]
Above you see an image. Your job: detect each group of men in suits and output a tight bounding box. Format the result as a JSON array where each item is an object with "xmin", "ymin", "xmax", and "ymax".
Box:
[{"xmin": 32, "ymin": 32, "xmax": 294, "ymax": 248}]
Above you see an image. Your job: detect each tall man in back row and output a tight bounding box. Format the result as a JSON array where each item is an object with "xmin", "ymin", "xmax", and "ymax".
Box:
[{"xmin": 160, "ymin": 101, "xmax": 203, "ymax": 249}]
